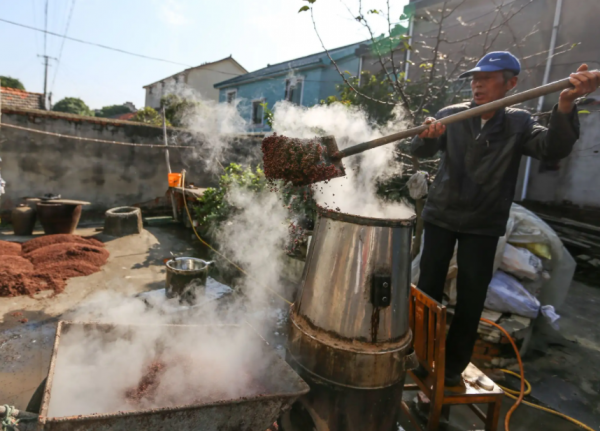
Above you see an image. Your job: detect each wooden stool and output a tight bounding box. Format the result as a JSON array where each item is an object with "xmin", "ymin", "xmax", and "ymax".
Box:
[{"xmin": 401, "ymin": 286, "xmax": 504, "ymax": 431}]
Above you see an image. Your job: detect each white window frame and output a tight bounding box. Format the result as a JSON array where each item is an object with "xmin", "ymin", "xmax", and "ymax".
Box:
[
  {"xmin": 226, "ymin": 90, "xmax": 237, "ymax": 104},
  {"xmin": 285, "ymin": 77, "xmax": 304, "ymax": 105},
  {"xmin": 251, "ymin": 98, "xmax": 266, "ymax": 126}
]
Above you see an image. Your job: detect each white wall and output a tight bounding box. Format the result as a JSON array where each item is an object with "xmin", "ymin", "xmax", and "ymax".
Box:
[
  {"xmin": 144, "ymin": 59, "xmax": 246, "ymax": 108},
  {"xmin": 186, "ymin": 60, "xmax": 246, "ymax": 101},
  {"xmin": 527, "ymin": 112, "xmax": 600, "ymax": 206}
]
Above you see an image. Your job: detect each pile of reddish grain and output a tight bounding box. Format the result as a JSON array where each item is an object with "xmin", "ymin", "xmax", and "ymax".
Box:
[
  {"xmin": 261, "ymin": 134, "xmax": 342, "ymax": 186},
  {"xmin": 0, "ymin": 234, "xmax": 109, "ymax": 298},
  {"xmin": 125, "ymin": 361, "xmax": 167, "ymax": 403}
]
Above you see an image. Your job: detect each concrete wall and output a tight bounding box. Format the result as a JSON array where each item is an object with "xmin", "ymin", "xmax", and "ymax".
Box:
[
  {"xmin": 0, "ymin": 108, "xmax": 263, "ymax": 218},
  {"xmin": 527, "ymin": 111, "xmax": 600, "ymax": 206}
]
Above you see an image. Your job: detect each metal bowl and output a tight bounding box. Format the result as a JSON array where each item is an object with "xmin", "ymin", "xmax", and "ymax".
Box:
[{"xmin": 166, "ymin": 257, "xmax": 210, "ymax": 273}]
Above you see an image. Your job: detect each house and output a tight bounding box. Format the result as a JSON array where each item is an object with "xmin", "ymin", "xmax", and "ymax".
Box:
[
  {"xmin": 213, "ymin": 41, "xmax": 368, "ymax": 131},
  {"xmin": 143, "ymin": 56, "xmax": 247, "ymax": 108},
  {"xmin": 0, "ymin": 87, "xmax": 44, "ymax": 110},
  {"xmin": 405, "ymin": 0, "xmax": 600, "ymax": 209}
]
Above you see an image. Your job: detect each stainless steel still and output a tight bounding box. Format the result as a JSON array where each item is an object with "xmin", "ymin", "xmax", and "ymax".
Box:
[
  {"xmin": 284, "ymin": 207, "xmax": 417, "ymax": 431},
  {"xmin": 297, "ymin": 210, "xmax": 413, "ymax": 343}
]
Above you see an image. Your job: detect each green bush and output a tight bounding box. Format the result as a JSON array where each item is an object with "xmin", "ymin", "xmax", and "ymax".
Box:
[
  {"xmin": 52, "ymin": 97, "xmax": 94, "ymax": 116},
  {"xmin": 194, "ymin": 163, "xmax": 317, "ymax": 245},
  {"xmin": 0, "ymin": 76, "xmax": 25, "ymax": 90},
  {"xmin": 160, "ymin": 94, "xmax": 199, "ymax": 127},
  {"xmin": 96, "ymin": 104, "xmax": 132, "ymax": 118},
  {"xmin": 132, "ymin": 107, "xmax": 170, "ymax": 127},
  {"xmin": 194, "ymin": 164, "xmax": 267, "ymax": 236}
]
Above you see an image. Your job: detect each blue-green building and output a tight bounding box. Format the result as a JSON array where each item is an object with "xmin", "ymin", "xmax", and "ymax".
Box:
[{"xmin": 214, "ymin": 41, "xmax": 368, "ymax": 132}]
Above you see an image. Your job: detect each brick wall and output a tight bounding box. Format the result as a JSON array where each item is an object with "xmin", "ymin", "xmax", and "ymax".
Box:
[{"xmin": 1, "ymin": 87, "xmax": 43, "ymax": 110}]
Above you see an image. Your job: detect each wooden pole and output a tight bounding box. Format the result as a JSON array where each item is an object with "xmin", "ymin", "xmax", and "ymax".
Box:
[{"xmin": 162, "ymin": 106, "xmax": 178, "ymax": 221}]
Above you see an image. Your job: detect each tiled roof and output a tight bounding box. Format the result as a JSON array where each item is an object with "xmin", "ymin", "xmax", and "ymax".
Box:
[
  {"xmin": 1, "ymin": 87, "xmax": 44, "ymax": 110},
  {"xmin": 213, "ymin": 41, "xmax": 368, "ymax": 88},
  {"xmin": 114, "ymin": 112, "xmax": 136, "ymax": 121}
]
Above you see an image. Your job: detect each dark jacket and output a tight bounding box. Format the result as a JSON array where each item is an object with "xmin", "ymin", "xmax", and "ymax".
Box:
[{"xmin": 410, "ymin": 101, "xmax": 580, "ymax": 236}]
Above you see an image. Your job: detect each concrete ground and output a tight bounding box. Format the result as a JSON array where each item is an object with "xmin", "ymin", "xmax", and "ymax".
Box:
[
  {"xmin": 399, "ymin": 280, "xmax": 600, "ymax": 431},
  {"xmin": 1, "ymin": 223, "xmax": 599, "ymax": 430},
  {"xmin": 0, "ymin": 222, "xmax": 210, "ymax": 409}
]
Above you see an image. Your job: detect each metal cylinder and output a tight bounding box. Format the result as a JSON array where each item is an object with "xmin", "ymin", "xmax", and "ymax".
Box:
[
  {"xmin": 165, "ymin": 257, "xmax": 211, "ymax": 303},
  {"xmin": 296, "ymin": 209, "xmax": 414, "ymax": 343},
  {"xmin": 284, "ymin": 208, "xmax": 416, "ymax": 431}
]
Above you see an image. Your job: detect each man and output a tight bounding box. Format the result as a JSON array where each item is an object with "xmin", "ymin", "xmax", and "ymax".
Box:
[{"xmin": 411, "ymin": 51, "xmax": 600, "ymax": 387}]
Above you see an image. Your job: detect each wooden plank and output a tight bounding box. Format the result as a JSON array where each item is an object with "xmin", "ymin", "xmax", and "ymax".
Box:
[
  {"xmin": 427, "ymin": 309, "xmax": 435, "ymax": 368},
  {"xmin": 414, "ymin": 301, "xmax": 427, "ymax": 362},
  {"xmin": 537, "ymin": 212, "xmax": 600, "ymax": 233},
  {"xmin": 559, "ymin": 237, "xmax": 592, "ymax": 249},
  {"xmin": 467, "ymin": 404, "xmax": 487, "ymax": 422}
]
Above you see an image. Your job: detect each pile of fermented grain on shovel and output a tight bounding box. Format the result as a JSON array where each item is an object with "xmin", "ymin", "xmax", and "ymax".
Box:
[
  {"xmin": 261, "ymin": 134, "xmax": 343, "ymax": 186},
  {"xmin": 0, "ymin": 234, "xmax": 109, "ymax": 297}
]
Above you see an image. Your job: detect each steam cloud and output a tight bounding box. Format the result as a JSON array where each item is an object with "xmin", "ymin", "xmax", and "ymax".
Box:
[
  {"xmin": 46, "ymin": 85, "xmax": 413, "ymax": 417},
  {"xmin": 272, "ymin": 101, "xmax": 415, "ymax": 219}
]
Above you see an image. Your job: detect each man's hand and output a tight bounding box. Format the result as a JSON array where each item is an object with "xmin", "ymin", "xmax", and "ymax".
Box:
[
  {"xmin": 418, "ymin": 117, "xmax": 446, "ymax": 139},
  {"xmin": 558, "ymin": 64, "xmax": 600, "ymax": 113}
]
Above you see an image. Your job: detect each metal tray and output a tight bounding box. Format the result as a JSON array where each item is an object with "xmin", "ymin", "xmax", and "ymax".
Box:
[{"xmin": 38, "ymin": 321, "xmax": 309, "ymax": 431}]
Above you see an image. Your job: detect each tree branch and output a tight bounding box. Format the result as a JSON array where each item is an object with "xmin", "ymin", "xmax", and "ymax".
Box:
[{"xmin": 309, "ymin": 7, "xmax": 395, "ymax": 106}]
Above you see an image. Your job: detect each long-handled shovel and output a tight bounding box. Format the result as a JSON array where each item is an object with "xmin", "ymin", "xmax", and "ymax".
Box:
[{"xmin": 262, "ymin": 75, "xmax": 589, "ymax": 186}]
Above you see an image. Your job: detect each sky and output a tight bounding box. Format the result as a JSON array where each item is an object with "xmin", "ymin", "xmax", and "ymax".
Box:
[{"xmin": 0, "ymin": 0, "xmax": 408, "ymax": 110}]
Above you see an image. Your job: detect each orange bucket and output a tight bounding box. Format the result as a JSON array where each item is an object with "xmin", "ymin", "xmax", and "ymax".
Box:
[{"xmin": 168, "ymin": 173, "xmax": 182, "ymax": 187}]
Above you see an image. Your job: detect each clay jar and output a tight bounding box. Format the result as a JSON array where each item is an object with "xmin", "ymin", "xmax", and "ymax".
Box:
[{"xmin": 12, "ymin": 204, "xmax": 36, "ymax": 236}]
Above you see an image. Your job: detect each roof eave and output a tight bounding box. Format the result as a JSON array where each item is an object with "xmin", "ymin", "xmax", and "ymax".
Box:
[{"xmin": 214, "ymin": 62, "xmax": 327, "ymax": 89}]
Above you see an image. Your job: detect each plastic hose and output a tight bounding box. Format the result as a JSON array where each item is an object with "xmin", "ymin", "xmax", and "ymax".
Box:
[{"xmin": 481, "ymin": 318, "xmax": 594, "ymax": 431}]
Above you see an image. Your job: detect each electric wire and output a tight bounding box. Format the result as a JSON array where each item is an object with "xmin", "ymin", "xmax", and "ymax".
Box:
[
  {"xmin": 43, "ymin": 0, "xmax": 48, "ymax": 57},
  {"xmin": 51, "ymin": 0, "xmax": 76, "ymax": 93},
  {"xmin": 0, "ymin": 18, "xmax": 192, "ymax": 68}
]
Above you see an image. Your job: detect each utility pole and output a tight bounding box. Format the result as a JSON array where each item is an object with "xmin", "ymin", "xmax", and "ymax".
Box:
[{"xmin": 38, "ymin": 55, "xmax": 56, "ymax": 110}]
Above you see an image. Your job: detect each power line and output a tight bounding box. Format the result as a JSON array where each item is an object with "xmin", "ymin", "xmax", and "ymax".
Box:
[
  {"xmin": 44, "ymin": 0, "xmax": 48, "ymax": 56},
  {"xmin": 51, "ymin": 0, "xmax": 76, "ymax": 93},
  {"xmin": 0, "ymin": 17, "xmax": 193, "ymax": 68},
  {"xmin": 0, "ymin": 17, "xmax": 360, "ymax": 84},
  {"xmin": 31, "ymin": 0, "xmax": 41, "ymax": 54}
]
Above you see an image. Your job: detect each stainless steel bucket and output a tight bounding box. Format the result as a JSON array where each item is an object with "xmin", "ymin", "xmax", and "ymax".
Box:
[
  {"xmin": 165, "ymin": 257, "xmax": 211, "ymax": 303},
  {"xmin": 285, "ymin": 207, "xmax": 417, "ymax": 431}
]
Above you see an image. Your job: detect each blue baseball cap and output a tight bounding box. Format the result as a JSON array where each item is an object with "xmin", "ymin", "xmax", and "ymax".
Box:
[{"xmin": 459, "ymin": 51, "xmax": 521, "ymax": 79}]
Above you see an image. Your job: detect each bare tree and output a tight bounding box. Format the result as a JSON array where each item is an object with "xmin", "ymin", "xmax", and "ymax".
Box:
[{"xmin": 302, "ymin": 0, "xmax": 579, "ymax": 253}]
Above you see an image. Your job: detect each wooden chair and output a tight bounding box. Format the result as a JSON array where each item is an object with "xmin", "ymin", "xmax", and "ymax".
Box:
[{"xmin": 401, "ymin": 286, "xmax": 504, "ymax": 431}]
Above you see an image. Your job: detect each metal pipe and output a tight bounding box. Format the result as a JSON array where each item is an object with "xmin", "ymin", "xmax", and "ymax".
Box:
[
  {"xmin": 520, "ymin": 0, "xmax": 563, "ymax": 201},
  {"xmin": 404, "ymin": 14, "xmax": 415, "ymax": 80}
]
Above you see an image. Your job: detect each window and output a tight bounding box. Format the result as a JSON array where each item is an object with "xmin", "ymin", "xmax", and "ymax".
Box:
[
  {"xmin": 226, "ymin": 90, "xmax": 237, "ymax": 104},
  {"xmin": 252, "ymin": 100, "xmax": 265, "ymax": 125},
  {"xmin": 148, "ymin": 86, "xmax": 153, "ymax": 95},
  {"xmin": 285, "ymin": 78, "xmax": 303, "ymax": 105}
]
